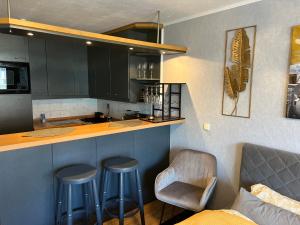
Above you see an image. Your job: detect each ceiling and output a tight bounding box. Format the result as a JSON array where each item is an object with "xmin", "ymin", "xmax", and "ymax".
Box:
[{"xmin": 0, "ymin": 0, "xmax": 261, "ymax": 33}]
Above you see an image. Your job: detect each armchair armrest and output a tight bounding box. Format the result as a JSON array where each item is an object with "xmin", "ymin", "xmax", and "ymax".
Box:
[
  {"xmin": 199, "ymin": 176, "xmax": 217, "ymax": 211},
  {"xmin": 155, "ymin": 167, "xmax": 177, "ymax": 194}
]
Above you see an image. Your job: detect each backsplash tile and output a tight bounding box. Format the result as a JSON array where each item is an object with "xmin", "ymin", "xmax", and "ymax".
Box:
[{"xmin": 32, "ymin": 98, "xmax": 98, "ymax": 119}]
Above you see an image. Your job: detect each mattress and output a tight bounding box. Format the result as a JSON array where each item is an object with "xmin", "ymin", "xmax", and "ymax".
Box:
[{"xmin": 176, "ymin": 210, "xmax": 257, "ymax": 225}]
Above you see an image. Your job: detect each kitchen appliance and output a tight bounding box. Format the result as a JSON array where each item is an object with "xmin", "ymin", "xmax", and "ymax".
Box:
[
  {"xmin": 0, "ymin": 61, "xmax": 33, "ymax": 134},
  {"xmin": 0, "ymin": 61, "xmax": 30, "ymax": 94},
  {"xmin": 80, "ymin": 112, "xmax": 112, "ymax": 124}
]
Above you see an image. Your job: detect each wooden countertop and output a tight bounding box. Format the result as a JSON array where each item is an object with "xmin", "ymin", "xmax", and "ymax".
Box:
[{"xmin": 0, "ymin": 119, "xmax": 184, "ymax": 152}]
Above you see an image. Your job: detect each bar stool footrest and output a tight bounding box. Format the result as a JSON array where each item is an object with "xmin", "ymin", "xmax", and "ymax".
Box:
[{"xmin": 104, "ymin": 197, "xmax": 140, "ymax": 218}]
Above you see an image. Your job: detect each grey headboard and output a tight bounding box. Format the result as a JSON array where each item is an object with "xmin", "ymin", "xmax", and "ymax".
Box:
[{"xmin": 240, "ymin": 143, "xmax": 300, "ymax": 201}]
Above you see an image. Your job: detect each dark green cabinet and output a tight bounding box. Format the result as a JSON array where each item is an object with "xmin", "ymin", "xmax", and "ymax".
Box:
[
  {"xmin": 28, "ymin": 38, "xmax": 48, "ymax": 98},
  {"xmin": 46, "ymin": 39, "xmax": 89, "ymax": 98},
  {"xmin": 73, "ymin": 43, "xmax": 89, "ymax": 96},
  {"xmin": 29, "ymin": 37, "xmax": 89, "ymax": 99},
  {"xmin": 0, "ymin": 33, "xmax": 28, "ymax": 62},
  {"xmin": 88, "ymin": 45, "xmax": 111, "ymax": 99},
  {"xmin": 134, "ymin": 126, "xmax": 170, "ymax": 202},
  {"xmin": 0, "ymin": 126, "xmax": 170, "ymax": 224},
  {"xmin": 46, "ymin": 39, "xmax": 76, "ymax": 97},
  {"xmin": 88, "ymin": 45, "xmax": 131, "ymax": 102},
  {"xmin": 110, "ymin": 46, "xmax": 129, "ymax": 101},
  {"xmin": 0, "ymin": 146, "xmax": 54, "ymax": 225}
]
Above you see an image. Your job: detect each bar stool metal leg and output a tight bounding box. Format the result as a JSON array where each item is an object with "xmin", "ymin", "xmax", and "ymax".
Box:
[
  {"xmin": 119, "ymin": 173, "xmax": 125, "ymax": 225},
  {"xmin": 67, "ymin": 184, "xmax": 73, "ymax": 225},
  {"xmin": 83, "ymin": 183, "xmax": 90, "ymax": 224},
  {"xmin": 56, "ymin": 182, "xmax": 63, "ymax": 225},
  {"xmin": 135, "ymin": 169, "xmax": 145, "ymax": 225},
  {"xmin": 101, "ymin": 168, "xmax": 108, "ymax": 216},
  {"xmin": 92, "ymin": 179, "xmax": 102, "ymax": 225}
]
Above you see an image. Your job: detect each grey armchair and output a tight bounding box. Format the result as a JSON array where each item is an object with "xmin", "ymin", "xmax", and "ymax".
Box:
[{"xmin": 155, "ymin": 149, "xmax": 217, "ymax": 214}]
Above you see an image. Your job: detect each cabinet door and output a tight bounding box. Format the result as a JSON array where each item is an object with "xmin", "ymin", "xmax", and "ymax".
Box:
[
  {"xmin": 110, "ymin": 46, "xmax": 129, "ymax": 101},
  {"xmin": 28, "ymin": 38, "xmax": 48, "ymax": 99},
  {"xmin": 88, "ymin": 45, "xmax": 111, "ymax": 99},
  {"xmin": 52, "ymin": 138, "xmax": 97, "ymax": 211},
  {"xmin": 134, "ymin": 126, "xmax": 170, "ymax": 203},
  {"xmin": 0, "ymin": 146, "xmax": 54, "ymax": 225},
  {"xmin": 0, "ymin": 33, "xmax": 28, "ymax": 62},
  {"xmin": 73, "ymin": 43, "xmax": 89, "ymax": 97},
  {"xmin": 96, "ymin": 133, "xmax": 135, "ymax": 199},
  {"xmin": 46, "ymin": 39, "xmax": 75, "ymax": 97}
]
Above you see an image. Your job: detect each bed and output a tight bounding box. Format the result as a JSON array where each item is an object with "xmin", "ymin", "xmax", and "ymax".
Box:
[{"xmin": 176, "ymin": 143, "xmax": 300, "ymax": 225}]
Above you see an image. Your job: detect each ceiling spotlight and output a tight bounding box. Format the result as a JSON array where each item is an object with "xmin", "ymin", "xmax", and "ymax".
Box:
[
  {"xmin": 129, "ymin": 47, "xmax": 134, "ymax": 50},
  {"xmin": 86, "ymin": 41, "xmax": 92, "ymax": 45},
  {"xmin": 162, "ymin": 51, "xmax": 166, "ymax": 54},
  {"xmin": 27, "ymin": 32, "xmax": 34, "ymax": 36}
]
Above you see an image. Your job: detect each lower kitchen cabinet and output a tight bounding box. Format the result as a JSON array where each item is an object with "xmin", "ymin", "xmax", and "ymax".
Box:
[
  {"xmin": 134, "ymin": 126, "xmax": 170, "ymax": 202},
  {"xmin": 0, "ymin": 146, "xmax": 54, "ymax": 225},
  {"xmin": 52, "ymin": 138, "xmax": 97, "ymax": 211},
  {"xmin": 0, "ymin": 126, "xmax": 170, "ymax": 224}
]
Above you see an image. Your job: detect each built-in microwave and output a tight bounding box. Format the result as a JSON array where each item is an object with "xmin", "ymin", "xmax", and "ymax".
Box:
[{"xmin": 0, "ymin": 61, "xmax": 30, "ymax": 94}]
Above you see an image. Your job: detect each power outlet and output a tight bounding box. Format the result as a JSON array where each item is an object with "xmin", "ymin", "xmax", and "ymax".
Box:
[{"xmin": 203, "ymin": 123, "xmax": 211, "ymax": 131}]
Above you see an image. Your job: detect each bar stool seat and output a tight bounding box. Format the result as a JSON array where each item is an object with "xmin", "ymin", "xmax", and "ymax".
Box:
[
  {"xmin": 104, "ymin": 157, "xmax": 138, "ymax": 173},
  {"xmin": 56, "ymin": 164, "xmax": 97, "ymax": 184},
  {"xmin": 55, "ymin": 164, "xmax": 102, "ymax": 225},
  {"xmin": 101, "ymin": 157, "xmax": 145, "ymax": 225}
]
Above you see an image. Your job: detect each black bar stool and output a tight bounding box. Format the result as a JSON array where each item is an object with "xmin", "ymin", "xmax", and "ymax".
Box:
[
  {"xmin": 55, "ymin": 164, "xmax": 102, "ymax": 225},
  {"xmin": 101, "ymin": 157, "xmax": 145, "ymax": 225}
]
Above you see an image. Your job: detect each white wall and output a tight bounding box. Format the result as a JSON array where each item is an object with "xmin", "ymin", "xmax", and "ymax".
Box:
[
  {"xmin": 164, "ymin": 0, "xmax": 300, "ymax": 208},
  {"xmin": 32, "ymin": 98, "xmax": 98, "ymax": 119}
]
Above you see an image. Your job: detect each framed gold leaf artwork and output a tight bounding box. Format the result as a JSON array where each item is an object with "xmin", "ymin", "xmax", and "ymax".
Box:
[
  {"xmin": 287, "ymin": 25, "xmax": 300, "ymax": 119},
  {"xmin": 222, "ymin": 25, "xmax": 256, "ymax": 118}
]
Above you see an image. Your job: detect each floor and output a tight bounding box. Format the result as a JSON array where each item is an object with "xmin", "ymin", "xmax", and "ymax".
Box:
[{"xmin": 103, "ymin": 200, "xmax": 184, "ymax": 225}]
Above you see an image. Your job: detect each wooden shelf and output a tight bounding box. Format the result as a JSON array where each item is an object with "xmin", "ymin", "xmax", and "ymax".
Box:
[
  {"xmin": 104, "ymin": 22, "xmax": 164, "ymax": 34},
  {"xmin": 0, "ymin": 18, "xmax": 187, "ymax": 55},
  {"xmin": 131, "ymin": 77, "xmax": 160, "ymax": 81}
]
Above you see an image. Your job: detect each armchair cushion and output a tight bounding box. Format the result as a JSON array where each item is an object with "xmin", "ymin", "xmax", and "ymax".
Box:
[{"xmin": 157, "ymin": 181, "xmax": 205, "ymax": 212}]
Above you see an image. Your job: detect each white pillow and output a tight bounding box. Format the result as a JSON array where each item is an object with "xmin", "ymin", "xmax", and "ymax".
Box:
[{"xmin": 251, "ymin": 184, "xmax": 300, "ymax": 216}]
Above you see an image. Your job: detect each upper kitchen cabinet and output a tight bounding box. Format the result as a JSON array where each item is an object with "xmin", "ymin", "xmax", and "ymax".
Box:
[
  {"xmin": 46, "ymin": 39, "xmax": 89, "ymax": 98},
  {"xmin": 88, "ymin": 44, "xmax": 131, "ymax": 102},
  {"xmin": 0, "ymin": 33, "xmax": 29, "ymax": 62},
  {"xmin": 28, "ymin": 38, "xmax": 48, "ymax": 98},
  {"xmin": 29, "ymin": 37, "xmax": 89, "ymax": 99},
  {"xmin": 88, "ymin": 43, "xmax": 160, "ymax": 103},
  {"xmin": 110, "ymin": 45, "xmax": 130, "ymax": 101},
  {"xmin": 88, "ymin": 45, "xmax": 111, "ymax": 99}
]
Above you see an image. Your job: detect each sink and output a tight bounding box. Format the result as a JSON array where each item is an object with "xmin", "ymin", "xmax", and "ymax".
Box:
[{"xmin": 47, "ymin": 119, "xmax": 86, "ymax": 127}]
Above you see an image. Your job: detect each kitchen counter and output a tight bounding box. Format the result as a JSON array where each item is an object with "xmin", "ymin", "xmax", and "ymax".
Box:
[{"xmin": 0, "ymin": 119, "xmax": 184, "ymax": 152}]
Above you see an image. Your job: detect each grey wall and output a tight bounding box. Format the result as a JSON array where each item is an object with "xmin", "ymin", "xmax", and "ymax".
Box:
[{"xmin": 163, "ymin": 0, "xmax": 300, "ymax": 208}]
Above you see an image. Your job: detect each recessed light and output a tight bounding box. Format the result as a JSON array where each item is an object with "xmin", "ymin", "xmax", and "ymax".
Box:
[
  {"xmin": 86, "ymin": 41, "xmax": 92, "ymax": 45},
  {"xmin": 129, "ymin": 47, "xmax": 134, "ymax": 50},
  {"xmin": 162, "ymin": 51, "xmax": 166, "ymax": 54},
  {"xmin": 27, "ymin": 32, "xmax": 34, "ymax": 36}
]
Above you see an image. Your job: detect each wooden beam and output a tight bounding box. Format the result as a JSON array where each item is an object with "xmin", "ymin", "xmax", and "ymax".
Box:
[{"xmin": 0, "ymin": 18, "xmax": 186, "ymax": 54}]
